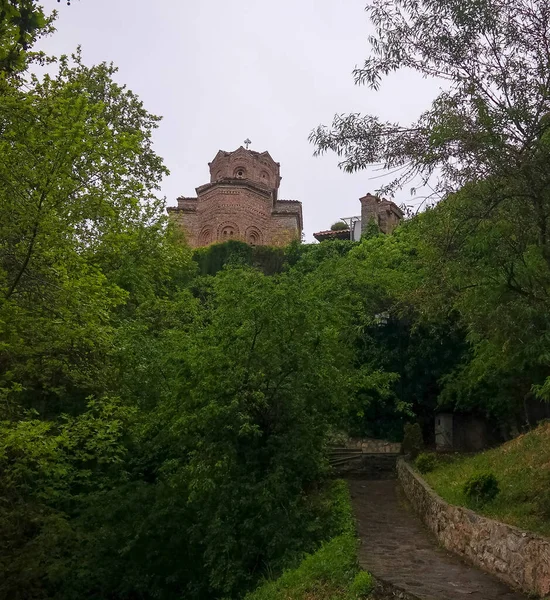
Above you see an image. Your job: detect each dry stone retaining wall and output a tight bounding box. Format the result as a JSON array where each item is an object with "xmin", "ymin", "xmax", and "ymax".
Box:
[{"xmin": 397, "ymin": 458, "xmax": 550, "ymax": 597}]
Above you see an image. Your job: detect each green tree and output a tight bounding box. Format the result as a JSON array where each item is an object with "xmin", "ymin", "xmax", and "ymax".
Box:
[
  {"xmin": 310, "ymin": 0, "xmax": 550, "ymax": 201},
  {"xmin": 0, "ymin": 0, "xmax": 53, "ymax": 77},
  {"xmin": 0, "ymin": 52, "xmax": 174, "ymax": 414},
  {"xmin": 310, "ymin": 0, "xmax": 550, "ymax": 428},
  {"xmin": 330, "ymin": 221, "xmax": 348, "ymax": 231}
]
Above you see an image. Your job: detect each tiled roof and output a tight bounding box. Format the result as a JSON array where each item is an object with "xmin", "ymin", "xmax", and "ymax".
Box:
[
  {"xmin": 278, "ymin": 199, "xmax": 301, "ymax": 203},
  {"xmin": 314, "ymin": 229, "xmax": 350, "ymax": 236}
]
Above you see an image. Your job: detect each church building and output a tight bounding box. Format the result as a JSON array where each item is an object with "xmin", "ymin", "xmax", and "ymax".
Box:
[{"xmin": 168, "ymin": 146, "xmax": 303, "ymax": 247}]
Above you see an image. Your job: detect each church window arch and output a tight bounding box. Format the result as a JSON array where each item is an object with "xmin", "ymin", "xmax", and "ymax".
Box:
[
  {"xmin": 260, "ymin": 170, "xmax": 270, "ymax": 184},
  {"xmin": 234, "ymin": 166, "xmax": 246, "ymax": 179},
  {"xmin": 245, "ymin": 226, "xmax": 263, "ymax": 246},
  {"xmin": 199, "ymin": 228, "xmax": 213, "ymax": 246},
  {"xmin": 218, "ymin": 222, "xmax": 239, "ymax": 240}
]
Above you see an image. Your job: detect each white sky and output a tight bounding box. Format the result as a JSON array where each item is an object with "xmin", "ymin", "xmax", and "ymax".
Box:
[{"xmin": 39, "ymin": 0, "xmax": 442, "ymax": 241}]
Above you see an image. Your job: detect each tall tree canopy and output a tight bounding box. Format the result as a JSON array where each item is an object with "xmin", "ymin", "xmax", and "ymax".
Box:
[
  {"xmin": 310, "ymin": 0, "xmax": 550, "ymax": 198},
  {"xmin": 0, "ymin": 0, "xmax": 53, "ymax": 76}
]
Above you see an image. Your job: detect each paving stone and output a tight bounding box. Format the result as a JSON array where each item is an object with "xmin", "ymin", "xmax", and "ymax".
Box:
[{"xmin": 349, "ymin": 480, "xmax": 528, "ymax": 600}]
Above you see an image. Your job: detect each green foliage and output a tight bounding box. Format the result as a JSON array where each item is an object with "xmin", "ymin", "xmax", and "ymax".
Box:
[
  {"xmin": 0, "ymin": 0, "xmax": 54, "ymax": 76},
  {"xmin": 321, "ymin": 480, "xmax": 356, "ymax": 538},
  {"xmin": 245, "ymin": 534, "xmax": 359, "ymax": 600},
  {"xmin": 402, "ymin": 423, "xmax": 424, "ymax": 459},
  {"xmin": 415, "ymin": 452, "xmax": 438, "ymax": 474},
  {"xmin": 463, "ymin": 473, "xmax": 500, "ymax": 506},
  {"xmin": 362, "ymin": 217, "xmax": 381, "ymax": 239},
  {"xmin": 245, "ymin": 480, "xmax": 366, "ymax": 600},
  {"xmin": 331, "ymin": 221, "xmax": 349, "ymax": 231},
  {"xmin": 0, "ymin": 50, "xmax": 176, "ymax": 415},
  {"xmin": 0, "ymin": 397, "xmax": 135, "ymax": 598},
  {"xmin": 309, "ymin": 0, "xmax": 550, "ymax": 432},
  {"xmin": 311, "ymin": 0, "xmax": 550, "ymax": 199},
  {"xmin": 349, "ymin": 571, "xmax": 374, "ymax": 598},
  {"xmin": 193, "ymin": 239, "xmax": 286, "ymax": 276},
  {"xmin": 425, "ymin": 423, "xmax": 550, "ymax": 535},
  {"xmin": 8, "ymin": 1, "xmax": 550, "ymax": 596}
]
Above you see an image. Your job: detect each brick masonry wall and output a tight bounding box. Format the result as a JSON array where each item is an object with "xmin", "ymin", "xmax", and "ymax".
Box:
[
  {"xmin": 397, "ymin": 458, "xmax": 550, "ymax": 597},
  {"xmin": 169, "ymin": 187, "xmax": 301, "ymax": 247},
  {"xmin": 169, "ymin": 148, "xmax": 301, "ymax": 248}
]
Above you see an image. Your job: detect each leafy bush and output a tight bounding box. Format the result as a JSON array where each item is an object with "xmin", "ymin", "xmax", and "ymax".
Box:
[
  {"xmin": 193, "ymin": 240, "xmax": 286, "ymax": 276},
  {"xmin": 415, "ymin": 452, "xmax": 438, "ymax": 474},
  {"xmin": 463, "ymin": 473, "xmax": 499, "ymax": 506},
  {"xmin": 245, "ymin": 480, "xmax": 373, "ymax": 600},
  {"xmin": 245, "ymin": 534, "xmax": 358, "ymax": 600},
  {"xmin": 402, "ymin": 423, "xmax": 424, "ymax": 459},
  {"xmin": 321, "ymin": 480, "xmax": 356, "ymax": 538},
  {"xmin": 330, "ymin": 221, "xmax": 349, "ymax": 231},
  {"xmin": 349, "ymin": 571, "xmax": 374, "ymax": 597}
]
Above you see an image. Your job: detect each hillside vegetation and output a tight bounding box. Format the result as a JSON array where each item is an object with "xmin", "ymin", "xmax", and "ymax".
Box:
[
  {"xmin": 3, "ymin": 0, "xmax": 550, "ymax": 598},
  {"xmin": 245, "ymin": 481, "xmax": 374, "ymax": 600},
  {"xmin": 425, "ymin": 423, "xmax": 550, "ymax": 536}
]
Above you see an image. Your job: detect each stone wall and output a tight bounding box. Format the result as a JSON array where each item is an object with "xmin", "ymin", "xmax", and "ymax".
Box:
[
  {"xmin": 359, "ymin": 193, "xmax": 403, "ymax": 235},
  {"xmin": 344, "ymin": 437, "xmax": 402, "ymax": 454},
  {"xmin": 397, "ymin": 459, "xmax": 550, "ymax": 597},
  {"xmin": 332, "ymin": 453, "xmax": 399, "ymax": 479}
]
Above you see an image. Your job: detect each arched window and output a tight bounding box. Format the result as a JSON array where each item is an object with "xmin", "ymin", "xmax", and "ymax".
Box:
[
  {"xmin": 199, "ymin": 228, "xmax": 213, "ymax": 246},
  {"xmin": 260, "ymin": 170, "xmax": 270, "ymax": 184},
  {"xmin": 218, "ymin": 222, "xmax": 239, "ymax": 240},
  {"xmin": 234, "ymin": 167, "xmax": 246, "ymax": 179},
  {"xmin": 246, "ymin": 227, "xmax": 262, "ymax": 246}
]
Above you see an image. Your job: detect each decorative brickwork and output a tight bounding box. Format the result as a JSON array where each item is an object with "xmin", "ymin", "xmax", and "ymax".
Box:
[{"xmin": 168, "ymin": 147, "xmax": 302, "ymax": 247}]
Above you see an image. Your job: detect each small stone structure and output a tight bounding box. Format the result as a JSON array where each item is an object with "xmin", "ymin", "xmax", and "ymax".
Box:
[
  {"xmin": 397, "ymin": 458, "xmax": 550, "ymax": 597},
  {"xmin": 330, "ymin": 438, "xmax": 402, "ymax": 478},
  {"xmin": 360, "ymin": 193, "xmax": 403, "ymax": 235},
  {"xmin": 344, "ymin": 437, "xmax": 402, "ymax": 454},
  {"xmin": 313, "ymin": 193, "xmax": 404, "ymax": 242},
  {"xmin": 168, "ymin": 146, "xmax": 302, "ymax": 248},
  {"xmin": 435, "ymin": 412, "xmax": 488, "ymax": 452}
]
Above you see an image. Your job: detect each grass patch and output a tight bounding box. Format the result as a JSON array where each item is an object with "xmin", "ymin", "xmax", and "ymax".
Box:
[
  {"xmin": 424, "ymin": 422, "xmax": 550, "ymax": 536},
  {"xmin": 245, "ymin": 480, "xmax": 373, "ymax": 600}
]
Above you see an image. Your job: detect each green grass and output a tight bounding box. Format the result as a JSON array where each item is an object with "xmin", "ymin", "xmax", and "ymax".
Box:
[
  {"xmin": 244, "ymin": 480, "xmax": 374, "ymax": 600},
  {"xmin": 424, "ymin": 422, "xmax": 550, "ymax": 537}
]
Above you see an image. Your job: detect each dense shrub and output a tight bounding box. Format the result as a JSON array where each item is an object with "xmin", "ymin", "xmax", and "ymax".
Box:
[
  {"xmin": 330, "ymin": 221, "xmax": 349, "ymax": 231},
  {"xmin": 349, "ymin": 571, "xmax": 374, "ymax": 597},
  {"xmin": 193, "ymin": 240, "xmax": 286, "ymax": 276},
  {"xmin": 402, "ymin": 423, "xmax": 424, "ymax": 459},
  {"xmin": 245, "ymin": 480, "xmax": 360, "ymax": 600},
  {"xmin": 463, "ymin": 473, "xmax": 500, "ymax": 505},
  {"xmin": 415, "ymin": 452, "xmax": 438, "ymax": 474}
]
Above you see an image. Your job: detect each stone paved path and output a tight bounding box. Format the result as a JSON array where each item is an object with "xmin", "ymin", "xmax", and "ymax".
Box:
[{"xmin": 349, "ymin": 480, "xmax": 528, "ymax": 600}]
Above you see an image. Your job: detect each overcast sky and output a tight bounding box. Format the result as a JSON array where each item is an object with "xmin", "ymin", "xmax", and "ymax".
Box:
[{"xmin": 39, "ymin": 0, "xmax": 442, "ymax": 241}]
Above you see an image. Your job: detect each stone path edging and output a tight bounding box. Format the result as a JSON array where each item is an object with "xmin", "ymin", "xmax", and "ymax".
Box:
[
  {"xmin": 397, "ymin": 458, "xmax": 550, "ymax": 597},
  {"xmin": 350, "ymin": 479, "xmax": 526, "ymax": 600}
]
